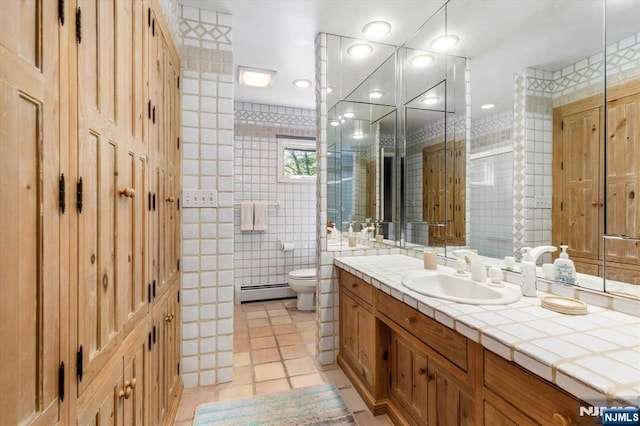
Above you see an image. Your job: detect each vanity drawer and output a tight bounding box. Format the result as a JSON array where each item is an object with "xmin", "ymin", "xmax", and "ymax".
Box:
[
  {"xmin": 339, "ymin": 269, "xmax": 374, "ymax": 306},
  {"xmin": 483, "ymin": 349, "xmax": 588, "ymax": 426},
  {"xmin": 377, "ymin": 290, "xmax": 468, "ymax": 371}
]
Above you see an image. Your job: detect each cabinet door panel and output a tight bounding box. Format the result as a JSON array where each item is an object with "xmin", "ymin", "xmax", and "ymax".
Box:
[
  {"xmin": 431, "ymin": 363, "xmax": 474, "ymax": 426},
  {"xmin": 561, "ymin": 108, "xmax": 601, "ymax": 260},
  {"xmin": 390, "ymin": 334, "xmax": 429, "ymax": 424},
  {"xmin": 605, "ymin": 92, "xmax": 640, "ymax": 261},
  {"xmin": 357, "ymin": 306, "xmax": 375, "ymax": 387},
  {"xmin": 0, "ymin": 1, "xmax": 61, "ymax": 423}
]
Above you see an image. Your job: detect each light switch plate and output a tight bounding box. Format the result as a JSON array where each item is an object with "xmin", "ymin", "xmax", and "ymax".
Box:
[
  {"xmin": 182, "ymin": 190, "xmax": 217, "ymax": 208},
  {"xmin": 534, "ymin": 196, "xmax": 552, "ymax": 209}
]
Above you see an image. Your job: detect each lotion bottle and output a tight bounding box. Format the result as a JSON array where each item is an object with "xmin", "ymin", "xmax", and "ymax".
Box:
[
  {"xmin": 552, "ymin": 245, "xmax": 576, "ymax": 286},
  {"xmin": 348, "ymin": 222, "xmax": 357, "ymax": 247}
]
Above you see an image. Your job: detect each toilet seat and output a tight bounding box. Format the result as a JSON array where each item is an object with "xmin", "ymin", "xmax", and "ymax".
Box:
[{"xmin": 288, "ymin": 268, "xmax": 315, "ymax": 279}]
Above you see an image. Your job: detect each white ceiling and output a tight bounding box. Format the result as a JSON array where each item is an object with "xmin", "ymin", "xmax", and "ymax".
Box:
[{"xmin": 178, "ymin": 0, "xmax": 640, "ymax": 114}]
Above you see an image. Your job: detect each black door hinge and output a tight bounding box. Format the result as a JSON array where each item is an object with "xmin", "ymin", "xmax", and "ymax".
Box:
[
  {"xmin": 147, "ymin": 8, "xmax": 151, "ymax": 27},
  {"xmin": 561, "ymin": 161, "xmax": 564, "ymax": 170},
  {"xmin": 389, "ymin": 373, "xmax": 392, "ymax": 386},
  {"xmin": 177, "ymin": 290, "xmax": 180, "ymax": 303},
  {"xmin": 148, "ymin": 191, "xmax": 152, "ymax": 211},
  {"xmin": 148, "ymin": 332, "xmax": 152, "ymax": 351},
  {"xmin": 153, "ymin": 325, "xmax": 156, "ymax": 343},
  {"xmin": 76, "ymin": 346, "xmax": 83, "ymax": 382},
  {"xmin": 148, "ymin": 100, "xmax": 151, "ymax": 119},
  {"xmin": 177, "ymin": 259, "xmax": 180, "ymax": 271},
  {"xmin": 561, "ymin": 121, "xmax": 564, "ymax": 130},
  {"xmin": 152, "ymin": 18, "xmax": 156, "ymax": 37},
  {"xmin": 152, "ymin": 106, "xmax": 156, "ymax": 123},
  {"xmin": 177, "ymin": 198, "xmax": 180, "ymax": 210},
  {"xmin": 58, "ymin": 0, "xmax": 65, "ymax": 25},
  {"xmin": 177, "ymin": 76, "xmax": 180, "ymax": 89},
  {"xmin": 177, "ymin": 137, "xmax": 180, "ymax": 150},
  {"xmin": 177, "ymin": 362, "xmax": 180, "ymax": 375},
  {"xmin": 76, "ymin": 178, "xmax": 83, "ymax": 213},
  {"xmin": 147, "ymin": 283, "xmax": 151, "ymax": 303},
  {"xmin": 153, "ymin": 280, "xmax": 156, "ymax": 298},
  {"xmin": 59, "ymin": 174, "xmax": 66, "ymax": 214},
  {"xmin": 561, "ymin": 201, "xmax": 564, "ymax": 211},
  {"xmin": 153, "ymin": 193, "xmax": 156, "ymax": 211},
  {"xmin": 58, "ymin": 362, "xmax": 65, "ymax": 401},
  {"xmin": 75, "ymin": 7, "xmax": 81, "ymax": 44}
]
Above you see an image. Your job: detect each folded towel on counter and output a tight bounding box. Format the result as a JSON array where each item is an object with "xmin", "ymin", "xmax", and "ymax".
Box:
[
  {"xmin": 240, "ymin": 202, "xmax": 253, "ymax": 231},
  {"xmin": 253, "ymin": 202, "xmax": 268, "ymax": 232}
]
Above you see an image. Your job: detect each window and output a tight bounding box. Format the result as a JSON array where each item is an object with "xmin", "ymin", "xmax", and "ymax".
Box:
[{"xmin": 277, "ymin": 136, "xmax": 317, "ymax": 183}]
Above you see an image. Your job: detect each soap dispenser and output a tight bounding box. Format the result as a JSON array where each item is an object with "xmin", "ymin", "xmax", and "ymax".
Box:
[
  {"xmin": 553, "ymin": 245, "xmax": 576, "ymax": 286},
  {"xmin": 348, "ymin": 222, "xmax": 357, "ymax": 247},
  {"xmin": 521, "ymin": 245, "xmax": 557, "ymax": 297}
]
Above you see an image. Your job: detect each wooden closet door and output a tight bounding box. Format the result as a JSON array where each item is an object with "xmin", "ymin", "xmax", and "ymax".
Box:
[
  {"xmin": 75, "ymin": 0, "xmax": 146, "ymax": 394},
  {"xmin": 0, "ymin": 1, "xmax": 63, "ymax": 424},
  {"xmin": 560, "ymin": 108, "xmax": 602, "ymax": 262},
  {"xmin": 605, "ymin": 92, "xmax": 640, "ymax": 262}
]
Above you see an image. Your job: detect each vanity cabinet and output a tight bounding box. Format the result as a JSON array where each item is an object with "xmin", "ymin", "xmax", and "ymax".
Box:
[
  {"xmin": 336, "ymin": 266, "xmax": 599, "ymax": 426},
  {"xmin": 338, "ymin": 270, "xmax": 376, "ymax": 390},
  {"xmin": 483, "ymin": 350, "xmax": 593, "ymax": 426}
]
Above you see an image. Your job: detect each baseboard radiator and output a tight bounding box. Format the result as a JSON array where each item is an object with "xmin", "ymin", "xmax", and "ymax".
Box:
[{"xmin": 239, "ymin": 282, "xmax": 296, "ymax": 303}]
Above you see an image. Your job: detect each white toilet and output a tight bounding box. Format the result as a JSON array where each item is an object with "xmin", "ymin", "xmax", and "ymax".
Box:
[{"xmin": 288, "ymin": 268, "xmax": 317, "ymax": 311}]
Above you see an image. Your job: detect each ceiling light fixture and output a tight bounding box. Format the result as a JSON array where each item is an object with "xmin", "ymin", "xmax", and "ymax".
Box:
[
  {"xmin": 369, "ymin": 90, "xmax": 384, "ymax": 99},
  {"xmin": 293, "ymin": 79, "xmax": 312, "ymax": 88},
  {"xmin": 409, "ymin": 53, "xmax": 435, "ymax": 67},
  {"xmin": 421, "ymin": 96, "xmax": 440, "ymax": 105},
  {"xmin": 330, "ymin": 120, "xmax": 340, "ymax": 126},
  {"xmin": 347, "ymin": 43, "xmax": 373, "ymax": 58},
  {"xmin": 237, "ymin": 66, "xmax": 277, "ymax": 88},
  {"xmin": 481, "ymin": 103, "xmax": 496, "ymax": 110},
  {"xmin": 343, "ymin": 112, "xmax": 355, "ymax": 119},
  {"xmin": 362, "ymin": 20, "xmax": 392, "ymax": 38},
  {"xmin": 431, "ymin": 34, "xmax": 459, "ymax": 50}
]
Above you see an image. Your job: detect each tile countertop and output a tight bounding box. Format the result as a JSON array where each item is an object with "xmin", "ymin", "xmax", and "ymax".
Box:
[{"xmin": 334, "ymin": 254, "xmax": 640, "ymax": 407}]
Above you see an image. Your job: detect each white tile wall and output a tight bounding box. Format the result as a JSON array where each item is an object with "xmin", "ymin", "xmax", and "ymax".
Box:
[
  {"xmin": 179, "ymin": 6, "xmax": 234, "ymax": 388},
  {"xmin": 233, "ymin": 102, "xmax": 316, "ymax": 295}
]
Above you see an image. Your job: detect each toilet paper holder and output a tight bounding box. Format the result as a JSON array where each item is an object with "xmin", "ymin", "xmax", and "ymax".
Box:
[{"xmin": 280, "ymin": 241, "xmax": 295, "ymax": 251}]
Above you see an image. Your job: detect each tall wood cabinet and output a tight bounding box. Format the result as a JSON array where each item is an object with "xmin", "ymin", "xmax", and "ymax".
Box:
[
  {"xmin": 0, "ymin": 1, "xmax": 182, "ymax": 424},
  {"xmin": 423, "ymin": 140, "xmax": 466, "ymax": 247},
  {"xmin": 553, "ymin": 81, "xmax": 640, "ymax": 283}
]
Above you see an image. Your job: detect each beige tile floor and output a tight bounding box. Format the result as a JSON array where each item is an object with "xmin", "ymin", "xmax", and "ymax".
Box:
[{"xmin": 174, "ymin": 299, "xmax": 393, "ymax": 425}]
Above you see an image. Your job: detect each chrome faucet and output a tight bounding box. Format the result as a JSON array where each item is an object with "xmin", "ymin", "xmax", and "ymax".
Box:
[{"xmin": 452, "ymin": 249, "xmax": 487, "ymax": 283}]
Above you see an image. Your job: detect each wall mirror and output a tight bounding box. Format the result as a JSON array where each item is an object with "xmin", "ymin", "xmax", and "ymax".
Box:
[
  {"xmin": 326, "ymin": 34, "xmax": 399, "ymax": 249},
  {"xmin": 439, "ymin": 0, "xmax": 639, "ymax": 296}
]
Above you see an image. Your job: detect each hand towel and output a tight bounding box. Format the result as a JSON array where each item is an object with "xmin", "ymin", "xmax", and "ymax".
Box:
[
  {"xmin": 253, "ymin": 202, "xmax": 268, "ymax": 232},
  {"xmin": 240, "ymin": 202, "xmax": 254, "ymax": 232}
]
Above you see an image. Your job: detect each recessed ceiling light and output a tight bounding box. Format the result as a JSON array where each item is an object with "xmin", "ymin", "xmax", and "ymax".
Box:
[
  {"xmin": 421, "ymin": 96, "xmax": 440, "ymax": 105},
  {"xmin": 352, "ymin": 132, "xmax": 365, "ymax": 139},
  {"xmin": 431, "ymin": 34, "xmax": 459, "ymax": 50},
  {"xmin": 237, "ymin": 66, "xmax": 276, "ymax": 88},
  {"xmin": 347, "ymin": 43, "xmax": 373, "ymax": 58},
  {"xmin": 330, "ymin": 120, "xmax": 340, "ymax": 126},
  {"xmin": 293, "ymin": 79, "xmax": 312, "ymax": 88},
  {"xmin": 327, "ymin": 85, "xmax": 334, "ymax": 94},
  {"xmin": 369, "ymin": 90, "xmax": 384, "ymax": 99},
  {"xmin": 362, "ymin": 20, "xmax": 391, "ymax": 38},
  {"xmin": 409, "ymin": 53, "xmax": 434, "ymax": 67},
  {"xmin": 481, "ymin": 103, "xmax": 496, "ymax": 110},
  {"xmin": 343, "ymin": 112, "xmax": 355, "ymax": 118}
]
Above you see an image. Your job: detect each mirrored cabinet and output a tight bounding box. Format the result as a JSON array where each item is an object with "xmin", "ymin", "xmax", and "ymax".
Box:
[{"xmin": 325, "ymin": 0, "xmax": 640, "ymax": 299}]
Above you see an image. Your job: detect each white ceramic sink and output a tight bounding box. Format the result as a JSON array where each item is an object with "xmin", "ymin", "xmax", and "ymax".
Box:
[{"xmin": 401, "ymin": 271, "xmax": 520, "ymax": 305}]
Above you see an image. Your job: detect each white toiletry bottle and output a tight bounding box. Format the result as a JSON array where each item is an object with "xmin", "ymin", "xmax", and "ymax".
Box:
[
  {"xmin": 552, "ymin": 245, "xmax": 576, "ymax": 286},
  {"xmin": 348, "ymin": 222, "xmax": 357, "ymax": 247}
]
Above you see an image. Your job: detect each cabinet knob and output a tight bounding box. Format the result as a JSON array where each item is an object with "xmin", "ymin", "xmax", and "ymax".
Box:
[
  {"xmin": 552, "ymin": 413, "xmax": 569, "ymax": 426},
  {"xmin": 351, "ymin": 304, "xmax": 358, "ymax": 309},
  {"xmin": 165, "ymin": 196, "xmax": 175, "ymax": 202},
  {"xmin": 351, "ymin": 282, "xmax": 358, "ymax": 288},
  {"xmin": 119, "ymin": 386, "xmax": 132, "ymax": 399},
  {"xmin": 119, "ymin": 187, "xmax": 136, "ymax": 198},
  {"xmin": 404, "ymin": 317, "xmax": 412, "ymax": 325},
  {"xmin": 418, "ymin": 368, "xmax": 426, "ymax": 376},
  {"xmin": 129, "ymin": 378, "xmax": 137, "ymax": 389}
]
